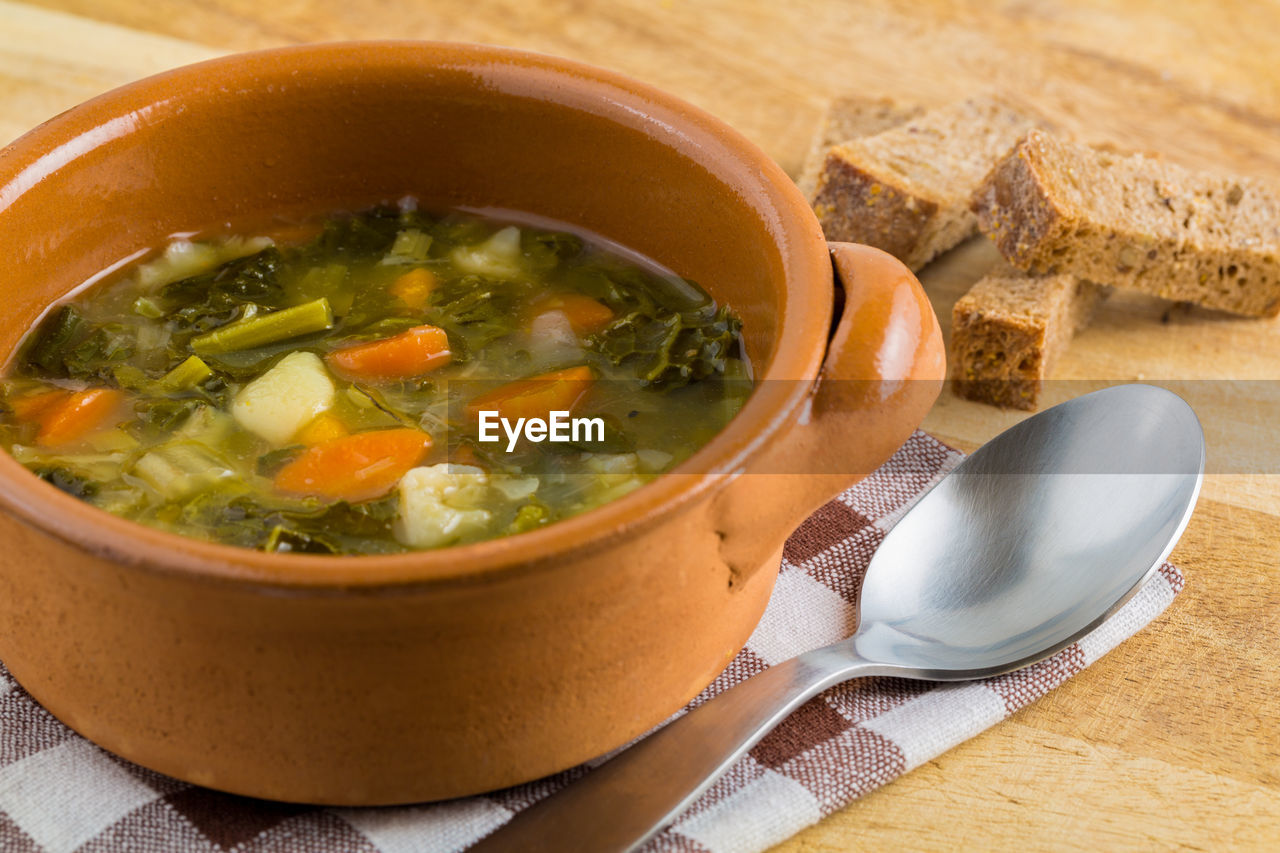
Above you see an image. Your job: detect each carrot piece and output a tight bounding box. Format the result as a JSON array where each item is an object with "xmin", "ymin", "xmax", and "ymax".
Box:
[
  {"xmin": 535, "ymin": 294, "xmax": 614, "ymax": 333},
  {"xmin": 390, "ymin": 268, "xmax": 437, "ymax": 310},
  {"xmin": 466, "ymin": 365, "xmax": 595, "ymax": 424},
  {"xmin": 326, "ymin": 325, "xmax": 452, "ymax": 381},
  {"xmin": 8, "ymin": 389, "xmax": 71, "ymax": 423},
  {"xmin": 273, "ymin": 428, "xmax": 433, "ymax": 502},
  {"xmin": 36, "ymin": 389, "xmax": 126, "ymax": 447},
  {"xmin": 296, "ymin": 412, "xmax": 349, "ymax": 446},
  {"xmin": 450, "ymin": 444, "xmax": 483, "ymax": 467}
]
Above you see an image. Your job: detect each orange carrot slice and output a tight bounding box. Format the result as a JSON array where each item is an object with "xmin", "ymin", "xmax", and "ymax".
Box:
[
  {"xmin": 8, "ymin": 389, "xmax": 71, "ymax": 423},
  {"xmin": 273, "ymin": 428, "xmax": 432, "ymax": 502},
  {"xmin": 534, "ymin": 294, "xmax": 614, "ymax": 333},
  {"xmin": 466, "ymin": 365, "xmax": 594, "ymax": 424},
  {"xmin": 450, "ymin": 443, "xmax": 484, "ymax": 468},
  {"xmin": 36, "ymin": 389, "xmax": 126, "ymax": 447},
  {"xmin": 296, "ymin": 412, "xmax": 349, "ymax": 446},
  {"xmin": 326, "ymin": 325, "xmax": 452, "ymax": 381},
  {"xmin": 390, "ymin": 268, "xmax": 437, "ymax": 310}
]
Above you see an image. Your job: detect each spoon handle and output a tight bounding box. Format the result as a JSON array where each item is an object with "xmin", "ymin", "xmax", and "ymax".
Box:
[{"xmin": 469, "ymin": 646, "xmax": 890, "ymax": 852}]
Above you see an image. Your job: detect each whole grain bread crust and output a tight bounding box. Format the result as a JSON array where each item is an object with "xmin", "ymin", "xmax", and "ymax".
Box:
[
  {"xmin": 973, "ymin": 129, "xmax": 1280, "ymax": 317},
  {"xmin": 811, "ymin": 95, "xmax": 1042, "ymax": 271},
  {"xmin": 796, "ymin": 95, "xmax": 925, "ymax": 199},
  {"xmin": 951, "ymin": 268, "xmax": 1107, "ymax": 410}
]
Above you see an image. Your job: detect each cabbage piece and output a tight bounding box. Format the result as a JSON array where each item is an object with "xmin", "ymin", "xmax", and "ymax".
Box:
[{"xmin": 133, "ymin": 441, "xmax": 239, "ymax": 501}]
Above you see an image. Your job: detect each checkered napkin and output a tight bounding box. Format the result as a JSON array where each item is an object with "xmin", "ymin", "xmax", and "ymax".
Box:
[{"xmin": 0, "ymin": 431, "xmax": 1185, "ymax": 853}]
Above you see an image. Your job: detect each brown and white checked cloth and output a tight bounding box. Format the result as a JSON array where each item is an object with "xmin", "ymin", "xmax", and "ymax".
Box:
[{"xmin": 0, "ymin": 431, "xmax": 1185, "ymax": 853}]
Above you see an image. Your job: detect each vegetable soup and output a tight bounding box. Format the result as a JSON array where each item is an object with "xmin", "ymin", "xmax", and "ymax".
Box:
[{"xmin": 0, "ymin": 206, "xmax": 751, "ymax": 554}]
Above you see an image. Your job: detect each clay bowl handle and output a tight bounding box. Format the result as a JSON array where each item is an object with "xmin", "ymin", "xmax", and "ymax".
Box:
[
  {"xmin": 809, "ymin": 240, "xmax": 945, "ymax": 469},
  {"xmin": 713, "ymin": 242, "xmax": 944, "ymax": 576}
]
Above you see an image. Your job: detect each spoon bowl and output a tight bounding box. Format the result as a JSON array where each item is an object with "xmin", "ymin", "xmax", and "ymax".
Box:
[
  {"xmin": 472, "ymin": 384, "xmax": 1205, "ymax": 852},
  {"xmin": 855, "ymin": 383, "xmax": 1204, "ymax": 677}
]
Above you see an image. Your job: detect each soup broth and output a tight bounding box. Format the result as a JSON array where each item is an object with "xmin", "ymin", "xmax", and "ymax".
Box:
[{"xmin": 0, "ymin": 206, "xmax": 750, "ymax": 555}]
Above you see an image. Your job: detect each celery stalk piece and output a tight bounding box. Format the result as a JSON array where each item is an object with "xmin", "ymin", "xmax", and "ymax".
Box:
[
  {"xmin": 190, "ymin": 298, "xmax": 334, "ymax": 355},
  {"xmin": 383, "ymin": 228, "xmax": 433, "ymax": 264},
  {"xmin": 158, "ymin": 355, "xmax": 213, "ymax": 391},
  {"xmin": 132, "ymin": 296, "xmax": 165, "ymax": 319}
]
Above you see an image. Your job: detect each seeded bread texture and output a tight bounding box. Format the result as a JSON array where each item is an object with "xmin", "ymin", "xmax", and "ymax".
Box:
[
  {"xmin": 811, "ymin": 95, "xmax": 1042, "ymax": 271},
  {"xmin": 795, "ymin": 95, "xmax": 925, "ymax": 199},
  {"xmin": 973, "ymin": 129, "xmax": 1280, "ymax": 317},
  {"xmin": 951, "ymin": 268, "xmax": 1108, "ymax": 410}
]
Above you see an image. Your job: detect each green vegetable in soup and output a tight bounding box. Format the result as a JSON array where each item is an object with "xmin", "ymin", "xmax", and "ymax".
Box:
[
  {"xmin": 190, "ymin": 298, "xmax": 335, "ymax": 355},
  {"xmin": 24, "ymin": 305, "xmax": 137, "ymax": 383},
  {"xmin": 589, "ymin": 303, "xmax": 741, "ymax": 389},
  {"xmin": 158, "ymin": 355, "xmax": 214, "ymax": 391},
  {"xmin": 1, "ymin": 205, "xmax": 752, "ymax": 555},
  {"xmin": 34, "ymin": 465, "xmax": 100, "ymax": 499}
]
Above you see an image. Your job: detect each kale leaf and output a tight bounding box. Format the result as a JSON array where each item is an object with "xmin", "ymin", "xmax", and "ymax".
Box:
[
  {"xmin": 162, "ymin": 248, "xmax": 286, "ymax": 332},
  {"xmin": 24, "ymin": 305, "xmax": 86, "ymax": 374},
  {"xmin": 524, "ymin": 231, "xmax": 584, "ymax": 272},
  {"xmin": 426, "ymin": 274, "xmax": 535, "ymax": 358},
  {"xmin": 554, "ymin": 253, "xmax": 742, "ymax": 389},
  {"xmin": 131, "ymin": 397, "xmax": 202, "ymax": 435},
  {"xmin": 590, "ymin": 304, "xmax": 740, "ymax": 389},
  {"xmin": 263, "ymin": 525, "xmax": 339, "ymax": 554},
  {"xmin": 307, "ymin": 497, "xmax": 400, "ymax": 539},
  {"xmin": 172, "ymin": 489, "xmax": 401, "ymax": 555},
  {"xmin": 568, "ymin": 257, "xmax": 742, "ymax": 389},
  {"xmin": 22, "ymin": 305, "xmax": 137, "ymax": 383},
  {"xmin": 35, "ymin": 466, "xmax": 100, "ymax": 499},
  {"xmin": 310, "ymin": 206, "xmax": 407, "ymax": 257}
]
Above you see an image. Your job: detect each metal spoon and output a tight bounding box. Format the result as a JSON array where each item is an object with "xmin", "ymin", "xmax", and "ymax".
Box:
[{"xmin": 471, "ymin": 384, "xmax": 1204, "ymax": 852}]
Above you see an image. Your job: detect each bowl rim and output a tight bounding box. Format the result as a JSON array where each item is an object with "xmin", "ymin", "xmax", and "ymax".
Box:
[{"xmin": 0, "ymin": 40, "xmax": 832, "ymax": 591}]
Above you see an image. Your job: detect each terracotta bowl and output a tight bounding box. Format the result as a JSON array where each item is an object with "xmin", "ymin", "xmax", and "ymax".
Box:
[{"xmin": 0, "ymin": 42, "xmax": 943, "ymax": 805}]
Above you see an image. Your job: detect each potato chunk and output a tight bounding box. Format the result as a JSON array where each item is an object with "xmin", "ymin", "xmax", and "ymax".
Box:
[
  {"xmin": 450, "ymin": 226, "xmax": 524, "ymax": 278},
  {"xmin": 231, "ymin": 351, "xmax": 335, "ymax": 445}
]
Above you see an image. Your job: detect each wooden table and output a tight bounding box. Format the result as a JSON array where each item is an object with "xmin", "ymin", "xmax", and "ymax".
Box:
[{"xmin": 3, "ymin": 1, "xmax": 1277, "ymax": 848}]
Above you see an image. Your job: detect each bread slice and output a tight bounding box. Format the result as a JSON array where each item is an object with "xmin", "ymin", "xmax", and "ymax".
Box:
[
  {"xmin": 811, "ymin": 95, "xmax": 1042, "ymax": 271},
  {"xmin": 973, "ymin": 129, "xmax": 1280, "ymax": 317},
  {"xmin": 795, "ymin": 95, "xmax": 925, "ymax": 199},
  {"xmin": 951, "ymin": 268, "xmax": 1108, "ymax": 410}
]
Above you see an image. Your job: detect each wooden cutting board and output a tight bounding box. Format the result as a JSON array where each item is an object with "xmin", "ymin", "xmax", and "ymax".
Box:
[{"xmin": 2, "ymin": 1, "xmax": 1277, "ymax": 848}]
